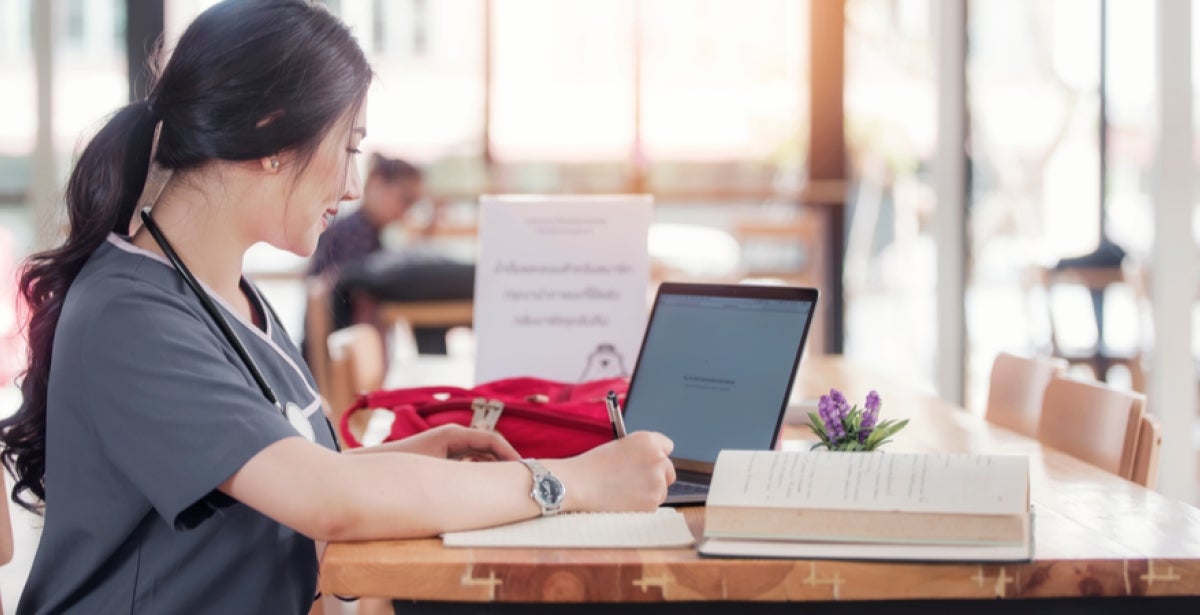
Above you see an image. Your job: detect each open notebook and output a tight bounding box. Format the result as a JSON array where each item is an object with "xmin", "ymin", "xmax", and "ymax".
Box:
[{"xmin": 442, "ymin": 508, "xmax": 695, "ymax": 549}]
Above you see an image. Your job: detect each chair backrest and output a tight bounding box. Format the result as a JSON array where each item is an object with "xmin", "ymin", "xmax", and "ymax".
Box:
[
  {"xmin": 1038, "ymin": 375, "xmax": 1145, "ymax": 478},
  {"xmin": 304, "ymin": 277, "xmax": 334, "ymax": 399},
  {"xmin": 326, "ymin": 324, "xmax": 386, "ymax": 437},
  {"xmin": 984, "ymin": 352, "xmax": 1067, "ymax": 438},
  {"xmin": 1130, "ymin": 413, "xmax": 1163, "ymax": 489}
]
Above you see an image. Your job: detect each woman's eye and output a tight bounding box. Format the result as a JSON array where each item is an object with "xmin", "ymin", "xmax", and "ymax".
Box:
[{"xmin": 348, "ymin": 148, "xmax": 362, "ymax": 155}]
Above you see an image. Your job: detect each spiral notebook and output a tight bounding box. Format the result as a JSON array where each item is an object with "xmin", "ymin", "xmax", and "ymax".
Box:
[{"xmin": 442, "ymin": 508, "xmax": 695, "ymax": 549}]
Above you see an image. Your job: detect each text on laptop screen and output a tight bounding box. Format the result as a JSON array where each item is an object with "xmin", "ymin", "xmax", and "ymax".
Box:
[{"xmin": 623, "ymin": 293, "xmax": 813, "ymax": 463}]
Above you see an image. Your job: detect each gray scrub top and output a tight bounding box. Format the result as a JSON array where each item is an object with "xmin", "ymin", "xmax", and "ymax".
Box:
[{"xmin": 17, "ymin": 235, "xmax": 339, "ymax": 614}]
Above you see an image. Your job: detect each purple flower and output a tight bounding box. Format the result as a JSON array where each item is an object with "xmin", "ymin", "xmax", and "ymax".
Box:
[
  {"xmin": 820, "ymin": 389, "xmax": 846, "ymax": 443},
  {"xmin": 829, "ymin": 388, "xmax": 847, "ymax": 408},
  {"xmin": 858, "ymin": 390, "xmax": 882, "ymax": 443},
  {"xmin": 865, "ymin": 390, "xmax": 881, "ymax": 414}
]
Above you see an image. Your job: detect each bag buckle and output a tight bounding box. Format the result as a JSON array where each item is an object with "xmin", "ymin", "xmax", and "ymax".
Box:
[{"xmin": 470, "ymin": 397, "xmax": 504, "ymax": 431}]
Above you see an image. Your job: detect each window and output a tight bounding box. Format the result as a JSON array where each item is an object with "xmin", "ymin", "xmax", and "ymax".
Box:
[
  {"xmin": 966, "ymin": 0, "xmax": 1103, "ymax": 404},
  {"xmin": 413, "ymin": 0, "xmax": 428, "ymax": 56},
  {"xmin": 162, "ymin": 0, "xmax": 814, "ymax": 200},
  {"xmin": 640, "ymin": 0, "xmax": 807, "ymax": 197},
  {"xmin": 371, "ymin": 0, "xmax": 386, "ymax": 54},
  {"xmin": 843, "ymin": 0, "xmax": 937, "ymax": 389},
  {"xmin": 64, "ymin": 0, "xmax": 85, "ymax": 48}
]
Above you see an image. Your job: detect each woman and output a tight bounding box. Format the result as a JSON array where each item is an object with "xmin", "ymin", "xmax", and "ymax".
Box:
[{"xmin": 0, "ymin": 2, "xmax": 674, "ymax": 613}]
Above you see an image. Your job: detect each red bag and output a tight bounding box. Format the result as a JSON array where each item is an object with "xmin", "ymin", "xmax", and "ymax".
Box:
[{"xmin": 338, "ymin": 377, "xmax": 627, "ymax": 458}]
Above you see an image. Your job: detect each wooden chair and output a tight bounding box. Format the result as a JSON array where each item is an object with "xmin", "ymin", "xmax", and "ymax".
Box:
[
  {"xmin": 1130, "ymin": 413, "xmax": 1162, "ymax": 489},
  {"xmin": 304, "ymin": 276, "xmax": 334, "ymax": 400},
  {"xmin": 733, "ymin": 215, "xmax": 825, "ymax": 354},
  {"xmin": 1038, "ymin": 265, "xmax": 1146, "ymax": 392},
  {"xmin": 733, "ymin": 215, "xmax": 823, "ymax": 288},
  {"xmin": 1038, "ymin": 375, "xmax": 1145, "ymax": 479},
  {"xmin": 984, "ymin": 352, "xmax": 1067, "ymax": 438},
  {"xmin": 326, "ymin": 324, "xmax": 387, "ymax": 447}
]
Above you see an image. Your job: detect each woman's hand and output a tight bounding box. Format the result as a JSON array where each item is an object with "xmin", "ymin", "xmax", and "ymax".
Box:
[
  {"xmin": 357, "ymin": 424, "xmax": 521, "ymax": 461},
  {"xmin": 545, "ymin": 431, "xmax": 676, "ymax": 513}
]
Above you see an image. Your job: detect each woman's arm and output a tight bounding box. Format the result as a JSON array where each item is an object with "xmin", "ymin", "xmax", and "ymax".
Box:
[
  {"xmin": 340, "ymin": 424, "xmax": 521, "ymax": 461},
  {"xmin": 219, "ymin": 431, "xmax": 674, "ymax": 542}
]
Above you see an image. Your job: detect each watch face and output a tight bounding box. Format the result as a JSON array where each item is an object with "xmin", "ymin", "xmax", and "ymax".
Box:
[{"xmin": 536, "ymin": 476, "xmax": 565, "ymax": 505}]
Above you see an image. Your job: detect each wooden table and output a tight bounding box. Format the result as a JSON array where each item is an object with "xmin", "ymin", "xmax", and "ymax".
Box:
[{"xmin": 320, "ymin": 356, "xmax": 1200, "ymax": 612}]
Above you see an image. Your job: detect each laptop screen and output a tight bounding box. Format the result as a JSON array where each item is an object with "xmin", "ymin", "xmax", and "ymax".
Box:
[{"xmin": 623, "ymin": 285, "xmax": 816, "ymax": 466}]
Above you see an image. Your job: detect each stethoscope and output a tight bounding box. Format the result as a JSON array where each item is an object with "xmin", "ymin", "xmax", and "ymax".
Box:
[{"xmin": 139, "ymin": 208, "xmax": 337, "ymax": 447}]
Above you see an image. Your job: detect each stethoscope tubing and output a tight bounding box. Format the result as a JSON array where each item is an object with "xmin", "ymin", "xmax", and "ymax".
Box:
[{"xmin": 139, "ymin": 208, "xmax": 283, "ymax": 411}]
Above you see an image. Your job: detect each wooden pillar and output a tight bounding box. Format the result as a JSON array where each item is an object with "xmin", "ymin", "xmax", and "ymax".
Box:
[{"xmin": 808, "ymin": 0, "xmax": 846, "ymax": 354}]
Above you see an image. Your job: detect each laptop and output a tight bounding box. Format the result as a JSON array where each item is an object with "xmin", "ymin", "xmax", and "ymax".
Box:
[{"xmin": 622, "ymin": 282, "xmax": 818, "ymax": 505}]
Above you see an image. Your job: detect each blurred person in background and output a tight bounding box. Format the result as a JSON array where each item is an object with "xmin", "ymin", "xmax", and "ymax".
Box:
[{"xmin": 307, "ymin": 154, "xmax": 473, "ymax": 356}]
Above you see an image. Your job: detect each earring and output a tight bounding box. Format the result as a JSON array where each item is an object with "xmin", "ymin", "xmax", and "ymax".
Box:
[{"xmin": 270, "ymin": 157, "xmax": 280, "ymax": 170}]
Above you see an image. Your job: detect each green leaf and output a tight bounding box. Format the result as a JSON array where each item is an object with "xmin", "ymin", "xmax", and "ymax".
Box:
[
  {"xmin": 876, "ymin": 419, "xmax": 909, "ymax": 438},
  {"xmin": 865, "ymin": 423, "xmax": 891, "ymax": 444},
  {"xmin": 807, "ymin": 411, "xmax": 823, "ymax": 430},
  {"xmin": 808, "ymin": 412, "xmax": 828, "ymax": 443},
  {"xmin": 863, "ymin": 418, "xmax": 908, "ymax": 449},
  {"xmin": 848, "ymin": 407, "xmax": 862, "ymax": 432},
  {"xmin": 810, "ymin": 441, "xmax": 826, "ymax": 451}
]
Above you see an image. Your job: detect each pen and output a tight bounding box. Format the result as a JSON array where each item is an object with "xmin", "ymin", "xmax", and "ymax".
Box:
[{"xmin": 605, "ymin": 390, "xmax": 627, "ymax": 439}]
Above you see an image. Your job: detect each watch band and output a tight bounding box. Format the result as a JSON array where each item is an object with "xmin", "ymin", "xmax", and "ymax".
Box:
[{"xmin": 520, "ymin": 458, "xmax": 564, "ymax": 516}]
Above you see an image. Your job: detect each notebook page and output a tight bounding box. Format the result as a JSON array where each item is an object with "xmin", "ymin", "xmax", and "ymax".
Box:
[{"xmin": 442, "ymin": 508, "xmax": 695, "ymax": 548}]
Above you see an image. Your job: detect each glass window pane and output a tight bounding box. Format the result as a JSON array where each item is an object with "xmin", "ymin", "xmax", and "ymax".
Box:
[
  {"xmin": 56, "ymin": 0, "xmax": 127, "ymax": 150},
  {"xmin": 641, "ymin": 0, "xmax": 807, "ymax": 195},
  {"xmin": 966, "ymin": 0, "xmax": 1102, "ymax": 406},
  {"xmin": 490, "ymin": 0, "xmax": 636, "ymax": 162},
  {"xmin": 355, "ymin": 0, "xmax": 486, "ymax": 176},
  {"xmin": 1105, "ymin": 1, "xmax": 1153, "ymax": 257},
  {"xmin": 843, "ymin": 0, "xmax": 937, "ymax": 388},
  {"xmin": 0, "ymin": 0, "xmax": 34, "ymax": 196},
  {"xmin": 969, "ymin": 0, "xmax": 1100, "ymax": 264}
]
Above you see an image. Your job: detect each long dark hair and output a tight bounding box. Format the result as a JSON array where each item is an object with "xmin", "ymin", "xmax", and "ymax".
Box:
[{"xmin": 0, "ymin": 0, "xmax": 372, "ymax": 513}]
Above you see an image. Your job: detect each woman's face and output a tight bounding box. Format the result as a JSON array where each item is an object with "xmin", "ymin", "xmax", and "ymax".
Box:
[{"xmin": 265, "ymin": 106, "xmax": 366, "ymax": 256}]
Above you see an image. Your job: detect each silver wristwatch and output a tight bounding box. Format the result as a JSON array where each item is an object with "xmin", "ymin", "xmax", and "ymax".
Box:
[{"xmin": 520, "ymin": 458, "xmax": 565, "ymax": 516}]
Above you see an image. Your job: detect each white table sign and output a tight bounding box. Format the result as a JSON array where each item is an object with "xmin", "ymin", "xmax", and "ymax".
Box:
[{"xmin": 474, "ymin": 194, "xmax": 652, "ymax": 383}]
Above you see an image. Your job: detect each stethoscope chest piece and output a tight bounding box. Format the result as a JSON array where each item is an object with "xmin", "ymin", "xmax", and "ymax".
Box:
[{"xmin": 285, "ymin": 402, "xmax": 316, "ymax": 443}]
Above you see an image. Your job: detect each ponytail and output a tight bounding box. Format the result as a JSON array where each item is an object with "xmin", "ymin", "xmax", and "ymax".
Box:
[{"xmin": 0, "ymin": 101, "xmax": 159, "ymax": 513}]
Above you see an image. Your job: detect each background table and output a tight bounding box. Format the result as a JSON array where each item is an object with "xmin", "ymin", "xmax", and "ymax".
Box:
[{"xmin": 320, "ymin": 356, "xmax": 1200, "ymax": 611}]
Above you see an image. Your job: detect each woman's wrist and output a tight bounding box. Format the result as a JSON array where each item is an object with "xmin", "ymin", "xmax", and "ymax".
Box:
[{"xmin": 540, "ymin": 458, "xmax": 588, "ymax": 514}]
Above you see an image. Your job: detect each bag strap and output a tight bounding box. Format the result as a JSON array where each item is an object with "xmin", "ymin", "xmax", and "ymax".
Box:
[{"xmin": 338, "ymin": 386, "xmax": 474, "ymax": 448}]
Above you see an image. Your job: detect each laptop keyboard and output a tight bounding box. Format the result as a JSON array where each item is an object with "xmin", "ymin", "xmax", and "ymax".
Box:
[{"xmin": 668, "ymin": 481, "xmax": 709, "ymax": 496}]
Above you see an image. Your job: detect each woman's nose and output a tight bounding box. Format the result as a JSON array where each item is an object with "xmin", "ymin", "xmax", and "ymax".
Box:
[{"xmin": 342, "ymin": 161, "xmax": 363, "ymax": 201}]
